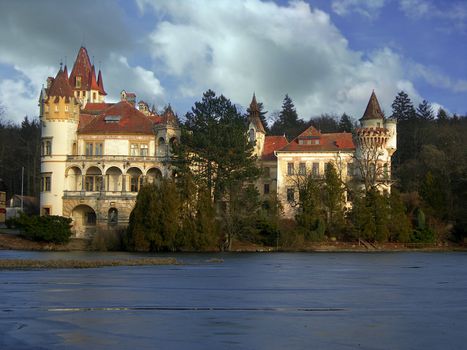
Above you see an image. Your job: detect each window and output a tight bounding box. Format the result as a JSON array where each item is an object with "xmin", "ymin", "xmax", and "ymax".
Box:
[
  {"xmin": 264, "ymin": 183, "xmax": 270, "ymax": 195},
  {"xmin": 85, "ymin": 142, "xmax": 103, "ymax": 156},
  {"xmin": 130, "ymin": 144, "xmax": 139, "ymax": 156},
  {"xmin": 45, "ymin": 141, "xmax": 52, "ymax": 155},
  {"xmin": 249, "ymin": 129, "xmax": 256, "ymax": 143},
  {"xmin": 130, "ymin": 175, "xmax": 143, "ymax": 192},
  {"xmin": 263, "ymin": 167, "xmax": 270, "ymax": 178},
  {"xmin": 312, "ymin": 162, "xmax": 319, "ymax": 177},
  {"xmin": 85, "ymin": 143, "xmax": 93, "ymax": 156},
  {"xmin": 75, "ymin": 76, "xmax": 81, "ymax": 88},
  {"xmin": 86, "ymin": 211, "xmax": 96, "ymax": 225},
  {"xmin": 54, "ymin": 105, "xmax": 58, "ymax": 112},
  {"xmin": 65, "ymin": 105, "xmax": 69, "ymax": 112},
  {"xmin": 140, "ymin": 144, "xmax": 149, "ymax": 156},
  {"xmin": 287, "ymin": 188, "xmax": 294, "ymax": 202},
  {"xmin": 299, "ymin": 162, "xmax": 306, "ymax": 175},
  {"xmin": 42, "ymin": 207, "xmax": 51, "ymax": 216},
  {"xmin": 93, "ymin": 92, "xmax": 97, "ymax": 101},
  {"xmin": 41, "ymin": 174, "xmax": 51, "ymax": 192},
  {"xmin": 287, "ymin": 162, "xmax": 294, "ymax": 175},
  {"xmin": 85, "ymin": 176, "xmax": 103, "ymax": 192},
  {"xmin": 95, "ymin": 143, "xmax": 103, "ymax": 156}
]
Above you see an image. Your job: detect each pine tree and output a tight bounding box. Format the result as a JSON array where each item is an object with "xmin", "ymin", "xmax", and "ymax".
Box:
[
  {"xmin": 338, "ymin": 113, "xmax": 354, "ymax": 133},
  {"xmin": 323, "ymin": 163, "xmax": 345, "ymax": 235},
  {"xmin": 416, "ymin": 100, "xmax": 434, "ymax": 120},
  {"xmin": 270, "ymin": 94, "xmax": 305, "ymax": 139},
  {"xmin": 391, "ymin": 91, "xmax": 416, "ymax": 121}
]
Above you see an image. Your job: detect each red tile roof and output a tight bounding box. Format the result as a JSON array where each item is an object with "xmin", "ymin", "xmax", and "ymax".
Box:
[
  {"xmin": 78, "ymin": 114, "xmax": 95, "ymax": 129},
  {"xmin": 46, "ymin": 69, "xmax": 74, "ymax": 101},
  {"xmin": 69, "ymin": 47, "xmax": 92, "ymax": 91},
  {"xmin": 78, "ymin": 101, "xmax": 156, "ymax": 135},
  {"xmin": 81, "ymin": 102, "xmax": 114, "ymax": 115},
  {"xmin": 278, "ymin": 126, "xmax": 355, "ymax": 152},
  {"xmin": 262, "ymin": 135, "xmax": 289, "ymax": 160}
]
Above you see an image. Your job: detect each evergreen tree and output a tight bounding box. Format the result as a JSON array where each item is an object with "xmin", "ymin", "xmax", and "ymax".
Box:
[
  {"xmin": 182, "ymin": 89, "xmax": 259, "ymax": 202},
  {"xmin": 338, "ymin": 113, "xmax": 354, "ymax": 133},
  {"xmin": 309, "ymin": 114, "xmax": 339, "ymax": 133},
  {"xmin": 322, "ymin": 163, "xmax": 345, "ymax": 234},
  {"xmin": 391, "ymin": 91, "xmax": 416, "ymax": 121},
  {"xmin": 270, "ymin": 94, "xmax": 305, "ymax": 139},
  {"xmin": 416, "ymin": 100, "xmax": 434, "ymax": 120},
  {"xmin": 436, "ymin": 108, "xmax": 449, "ymax": 122}
]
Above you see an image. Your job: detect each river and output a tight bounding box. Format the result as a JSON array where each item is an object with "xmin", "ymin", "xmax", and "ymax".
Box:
[{"xmin": 1, "ymin": 251, "xmax": 466, "ymax": 349}]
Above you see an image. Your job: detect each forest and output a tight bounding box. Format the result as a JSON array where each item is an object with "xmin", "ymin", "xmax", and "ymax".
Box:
[{"xmin": 0, "ymin": 90, "xmax": 466, "ymax": 250}]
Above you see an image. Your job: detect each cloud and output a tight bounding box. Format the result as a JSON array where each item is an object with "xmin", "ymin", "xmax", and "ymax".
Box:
[
  {"xmin": 0, "ymin": 0, "xmax": 162, "ymax": 122},
  {"xmin": 104, "ymin": 54, "xmax": 165, "ymax": 106},
  {"xmin": 331, "ymin": 0, "xmax": 387, "ymax": 18},
  {"xmin": 399, "ymin": 0, "xmax": 467, "ymax": 30},
  {"xmin": 410, "ymin": 63, "xmax": 467, "ymax": 93},
  {"xmin": 137, "ymin": 0, "xmax": 421, "ymax": 119}
]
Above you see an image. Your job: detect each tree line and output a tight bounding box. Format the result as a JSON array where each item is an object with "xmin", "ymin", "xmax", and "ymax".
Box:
[
  {"xmin": 0, "ymin": 114, "xmax": 41, "ymax": 203},
  {"xmin": 0, "ymin": 88, "xmax": 465, "ymax": 249}
]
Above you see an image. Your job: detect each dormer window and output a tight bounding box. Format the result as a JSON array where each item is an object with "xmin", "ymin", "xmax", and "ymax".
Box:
[{"xmin": 76, "ymin": 76, "xmax": 81, "ymax": 88}]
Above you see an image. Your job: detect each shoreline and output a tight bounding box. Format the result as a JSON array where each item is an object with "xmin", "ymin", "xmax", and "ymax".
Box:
[{"xmin": 1, "ymin": 230, "xmax": 465, "ymax": 253}]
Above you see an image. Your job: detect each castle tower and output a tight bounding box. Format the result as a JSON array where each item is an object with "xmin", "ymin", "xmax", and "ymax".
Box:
[
  {"xmin": 39, "ymin": 67, "xmax": 80, "ymax": 215},
  {"xmin": 247, "ymin": 93, "xmax": 266, "ymax": 157},
  {"xmin": 354, "ymin": 91, "xmax": 396, "ymax": 191},
  {"xmin": 154, "ymin": 105, "xmax": 181, "ymax": 171}
]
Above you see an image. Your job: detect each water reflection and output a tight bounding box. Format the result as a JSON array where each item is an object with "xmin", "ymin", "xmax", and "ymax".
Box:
[{"xmin": 1, "ymin": 252, "xmax": 467, "ymax": 349}]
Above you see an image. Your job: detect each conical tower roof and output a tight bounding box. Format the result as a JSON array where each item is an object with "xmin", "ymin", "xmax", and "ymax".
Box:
[
  {"xmin": 47, "ymin": 68, "xmax": 74, "ymax": 100},
  {"xmin": 248, "ymin": 93, "xmax": 265, "ymax": 133},
  {"xmin": 360, "ymin": 91, "xmax": 384, "ymax": 120},
  {"xmin": 69, "ymin": 46, "xmax": 92, "ymax": 90},
  {"xmin": 97, "ymin": 69, "xmax": 107, "ymax": 95},
  {"xmin": 90, "ymin": 65, "xmax": 100, "ymax": 90}
]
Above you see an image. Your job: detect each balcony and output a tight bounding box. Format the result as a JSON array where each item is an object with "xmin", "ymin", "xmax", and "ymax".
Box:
[
  {"xmin": 63, "ymin": 190, "xmax": 138, "ymax": 200},
  {"xmin": 67, "ymin": 155, "xmax": 170, "ymax": 163}
]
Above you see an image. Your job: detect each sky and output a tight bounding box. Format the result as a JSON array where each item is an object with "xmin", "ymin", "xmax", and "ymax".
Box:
[{"xmin": 0, "ymin": 0, "xmax": 466, "ymax": 125}]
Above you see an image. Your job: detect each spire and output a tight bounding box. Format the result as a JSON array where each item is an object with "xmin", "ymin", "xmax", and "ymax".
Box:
[
  {"xmin": 162, "ymin": 104, "xmax": 178, "ymax": 125},
  {"xmin": 69, "ymin": 46, "xmax": 92, "ymax": 90},
  {"xmin": 89, "ymin": 65, "xmax": 99, "ymax": 90},
  {"xmin": 248, "ymin": 93, "xmax": 265, "ymax": 134},
  {"xmin": 97, "ymin": 69, "xmax": 107, "ymax": 95},
  {"xmin": 63, "ymin": 65, "xmax": 68, "ymax": 79},
  {"xmin": 360, "ymin": 91, "xmax": 384, "ymax": 121}
]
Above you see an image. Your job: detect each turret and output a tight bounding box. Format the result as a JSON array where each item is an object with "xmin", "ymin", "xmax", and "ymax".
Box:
[
  {"xmin": 247, "ymin": 93, "xmax": 266, "ymax": 157},
  {"xmin": 154, "ymin": 105, "xmax": 180, "ymax": 166},
  {"xmin": 39, "ymin": 67, "xmax": 80, "ymax": 216}
]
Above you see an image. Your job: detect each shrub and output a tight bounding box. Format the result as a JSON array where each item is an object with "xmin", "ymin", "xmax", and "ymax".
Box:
[{"xmin": 17, "ymin": 214, "xmax": 72, "ymax": 244}]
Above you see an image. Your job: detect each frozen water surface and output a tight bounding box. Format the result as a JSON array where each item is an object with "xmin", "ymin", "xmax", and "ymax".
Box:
[{"xmin": 1, "ymin": 251, "xmax": 466, "ymax": 349}]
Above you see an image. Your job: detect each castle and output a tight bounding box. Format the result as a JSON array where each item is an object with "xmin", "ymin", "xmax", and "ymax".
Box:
[{"xmin": 39, "ymin": 47, "xmax": 396, "ymax": 237}]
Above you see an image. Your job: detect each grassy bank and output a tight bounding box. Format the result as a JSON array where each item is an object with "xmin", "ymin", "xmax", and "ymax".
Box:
[{"xmin": 0, "ymin": 257, "xmax": 179, "ymax": 269}]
